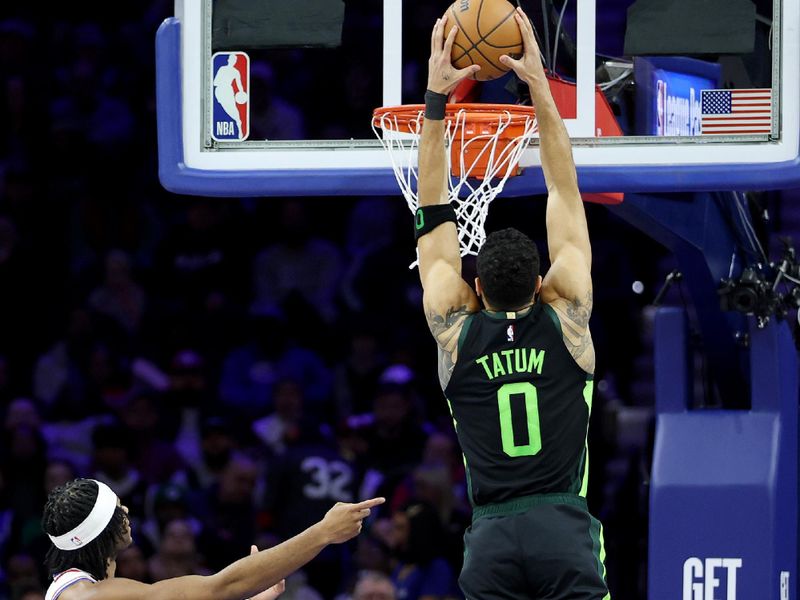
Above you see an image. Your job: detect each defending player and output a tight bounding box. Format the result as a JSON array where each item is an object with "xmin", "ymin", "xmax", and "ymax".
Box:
[
  {"xmin": 42, "ymin": 478, "xmax": 384, "ymax": 600},
  {"xmin": 416, "ymin": 9, "xmax": 609, "ymax": 599}
]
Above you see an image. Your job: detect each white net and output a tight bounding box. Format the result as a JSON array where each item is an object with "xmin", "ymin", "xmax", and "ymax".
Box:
[{"xmin": 372, "ymin": 106, "xmax": 537, "ymax": 267}]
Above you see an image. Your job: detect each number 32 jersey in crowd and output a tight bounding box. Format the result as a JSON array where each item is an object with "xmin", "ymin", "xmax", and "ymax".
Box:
[{"xmin": 444, "ymin": 303, "xmax": 594, "ymax": 506}]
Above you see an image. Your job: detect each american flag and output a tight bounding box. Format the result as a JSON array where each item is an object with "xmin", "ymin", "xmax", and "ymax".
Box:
[{"xmin": 700, "ymin": 89, "xmax": 772, "ymax": 135}]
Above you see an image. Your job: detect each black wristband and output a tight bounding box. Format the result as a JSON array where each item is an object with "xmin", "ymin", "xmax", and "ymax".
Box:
[
  {"xmin": 424, "ymin": 90, "xmax": 448, "ymax": 120},
  {"xmin": 414, "ymin": 204, "xmax": 457, "ymax": 240}
]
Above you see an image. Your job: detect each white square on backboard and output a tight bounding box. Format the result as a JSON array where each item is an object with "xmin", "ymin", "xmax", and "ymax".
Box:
[{"xmin": 781, "ymin": 571, "xmax": 790, "ymax": 600}]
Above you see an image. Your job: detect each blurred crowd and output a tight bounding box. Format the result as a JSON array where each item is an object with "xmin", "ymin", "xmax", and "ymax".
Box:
[{"xmin": 0, "ymin": 2, "xmax": 675, "ymax": 600}]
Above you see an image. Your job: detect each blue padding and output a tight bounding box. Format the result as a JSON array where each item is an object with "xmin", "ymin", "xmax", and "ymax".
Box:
[
  {"xmin": 649, "ymin": 412, "xmax": 781, "ymax": 599},
  {"xmin": 157, "ymin": 18, "xmax": 800, "ymax": 197},
  {"xmin": 648, "ymin": 319, "xmax": 797, "ymax": 600}
]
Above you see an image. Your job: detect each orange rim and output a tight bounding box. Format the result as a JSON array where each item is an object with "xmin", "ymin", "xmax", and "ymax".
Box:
[
  {"xmin": 373, "ymin": 103, "xmax": 535, "ymax": 134},
  {"xmin": 373, "ymin": 103, "xmax": 536, "ymax": 180}
]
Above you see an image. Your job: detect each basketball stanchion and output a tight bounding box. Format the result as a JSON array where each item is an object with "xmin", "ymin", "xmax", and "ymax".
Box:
[{"xmin": 372, "ymin": 103, "xmax": 537, "ymax": 267}]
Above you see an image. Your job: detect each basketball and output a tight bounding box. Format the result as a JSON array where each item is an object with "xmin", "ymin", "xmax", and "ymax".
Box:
[
  {"xmin": 235, "ymin": 91, "xmax": 248, "ymax": 104},
  {"xmin": 448, "ymin": 0, "xmax": 523, "ymax": 81}
]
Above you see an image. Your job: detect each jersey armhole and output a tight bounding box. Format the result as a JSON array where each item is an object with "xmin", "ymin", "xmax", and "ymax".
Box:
[
  {"xmin": 542, "ymin": 303, "xmax": 562, "ymax": 334},
  {"xmin": 456, "ymin": 313, "xmax": 474, "ymax": 354},
  {"xmin": 51, "ymin": 578, "xmax": 94, "ymax": 600}
]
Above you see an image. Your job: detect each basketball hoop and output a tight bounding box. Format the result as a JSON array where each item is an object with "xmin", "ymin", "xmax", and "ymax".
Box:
[{"xmin": 372, "ymin": 104, "xmax": 537, "ymax": 265}]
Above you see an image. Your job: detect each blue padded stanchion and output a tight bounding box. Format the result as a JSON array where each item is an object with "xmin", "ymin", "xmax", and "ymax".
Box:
[{"xmin": 648, "ymin": 307, "xmax": 797, "ymax": 600}]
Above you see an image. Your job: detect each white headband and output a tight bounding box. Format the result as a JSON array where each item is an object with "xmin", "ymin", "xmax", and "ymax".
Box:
[{"xmin": 48, "ymin": 480, "xmax": 118, "ymax": 551}]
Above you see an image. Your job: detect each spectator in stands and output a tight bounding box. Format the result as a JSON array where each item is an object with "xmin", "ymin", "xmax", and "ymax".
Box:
[
  {"xmin": 197, "ymin": 452, "xmax": 260, "ymax": 571},
  {"xmin": 88, "ymin": 249, "xmax": 146, "ymax": 335},
  {"xmin": 116, "ymin": 391, "xmax": 186, "ymax": 485},
  {"xmin": 251, "ymin": 199, "xmax": 343, "ymax": 325},
  {"xmin": 32, "ymin": 307, "xmax": 121, "ymax": 421},
  {"xmin": 352, "ymin": 571, "xmax": 397, "ymax": 600},
  {"xmin": 43, "ymin": 460, "xmax": 77, "ymax": 496},
  {"xmin": 114, "ymin": 543, "xmax": 151, "ymax": 583},
  {"xmin": 220, "ymin": 317, "xmax": 331, "ymax": 419},
  {"xmin": 90, "ymin": 423, "xmax": 148, "ymax": 520},
  {"xmin": 383, "ymin": 502, "xmax": 459, "ymax": 600},
  {"xmin": 252, "ymin": 379, "xmax": 312, "ymax": 457},
  {"xmin": 362, "ymin": 383, "xmax": 427, "ymax": 483},
  {"xmin": 332, "ymin": 328, "xmax": 387, "ymax": 420},
  {"xmin": 179, "ymin": 415, "xmax": 236, "ymax": 491},
  {"xmin": 148, "ymin": 518, "xmax": 211, "ymax": 581},
  {"xmin": 138, "ymin": 483, "xmax": 203, "ymax": 554}
]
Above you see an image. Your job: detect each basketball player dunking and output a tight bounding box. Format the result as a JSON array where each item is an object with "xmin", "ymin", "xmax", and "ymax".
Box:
[
  {"xmin": 415, "ymin": 9, "xmax": 610, "ymax": 599},
  {"xmin": 42, "ymin": 478, "xmax": 383, "ymax": 600}
]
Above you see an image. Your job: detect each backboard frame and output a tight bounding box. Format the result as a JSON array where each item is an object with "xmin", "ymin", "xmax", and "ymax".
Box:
[{"xmin": 157, "ymin": 0, "xmax": 800, "ymax": 196}]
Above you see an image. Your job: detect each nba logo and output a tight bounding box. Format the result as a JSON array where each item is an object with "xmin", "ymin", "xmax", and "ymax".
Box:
[
  {"xmin": 656, "ymin": 79, "xmax": 667, "ymax": 136},
  {"xmin": 211, "ymin": 51, "xmax": 249, "ymax": 141}
]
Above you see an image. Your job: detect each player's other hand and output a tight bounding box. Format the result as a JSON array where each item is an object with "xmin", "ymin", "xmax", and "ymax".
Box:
[
  {"xmin": 247, "ymin": 545, "xmax": 286, "ymax": 600},
  {"xmin": 319, "ymin": 497, "xmax": 385, "ymax": 544},
  {"xmin": 427, "ymin": 13, "xmax": 480, "ymax": 94},
  {"xmin": 499, "ymin": 7, "xmax": 547, "ymax": 87}
]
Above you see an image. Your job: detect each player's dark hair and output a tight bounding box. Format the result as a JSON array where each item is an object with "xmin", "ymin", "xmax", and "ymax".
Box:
[
  {"xmin": 476, "ymin": 228, "xmax": 540, "ymax": 310},
  {"xmin": 42, "ymin": 479, "xmax": 128, "ymax": 581}
]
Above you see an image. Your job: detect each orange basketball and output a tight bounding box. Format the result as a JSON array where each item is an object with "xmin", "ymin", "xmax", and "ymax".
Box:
[{"xmin": 448, "ymin": 0, "xmax": 523, "ymax": 81}]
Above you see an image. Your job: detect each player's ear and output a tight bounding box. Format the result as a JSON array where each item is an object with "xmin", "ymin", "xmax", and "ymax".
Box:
[
  {"xmin": 535, "ymin": 275, "xmax": 542, "ymax": 294},
  {"xmin": 474, "ymin": 277, "xmax": 483, "ymax": 297}
]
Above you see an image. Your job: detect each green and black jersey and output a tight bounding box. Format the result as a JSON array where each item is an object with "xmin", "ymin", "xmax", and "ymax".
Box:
[{"xmin": 444, "ymin": 302, "xmax": 594, "ymax": 506}]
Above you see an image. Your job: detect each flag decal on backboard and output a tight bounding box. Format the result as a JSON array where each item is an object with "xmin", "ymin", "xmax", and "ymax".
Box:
[{"xmin": 700, "ymin": 89, "xmax": 772, "ymax": 135}]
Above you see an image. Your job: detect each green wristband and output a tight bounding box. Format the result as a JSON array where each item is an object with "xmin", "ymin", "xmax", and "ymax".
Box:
[{"xmin": 414, "ymin": 204, "xmax": 457, "ymax": 240}]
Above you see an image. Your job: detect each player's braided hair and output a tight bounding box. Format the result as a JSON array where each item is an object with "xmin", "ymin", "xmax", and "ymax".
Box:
[
  {"xmin": 42, "ymin": 479, "xmax": 128, "ymax": 580},
  {"xmin": 476, "ymin": 228, "xmax": 540, "ymax": 310}
]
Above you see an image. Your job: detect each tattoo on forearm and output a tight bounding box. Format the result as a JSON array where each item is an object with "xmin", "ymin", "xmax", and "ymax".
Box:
[{"xmin": 426, "ymin": 304, "xmax": 470, "ymax": 388}]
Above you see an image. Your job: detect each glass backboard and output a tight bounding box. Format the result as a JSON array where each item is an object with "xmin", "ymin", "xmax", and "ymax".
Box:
[{"xmin": 157, "ymin": 0, "xmax": 800, "ymax": 196}]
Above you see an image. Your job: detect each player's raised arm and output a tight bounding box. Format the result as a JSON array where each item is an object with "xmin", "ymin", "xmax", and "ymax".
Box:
[
  {"xmin": 417, "ymin": 15, "xmax": 481, "ymax": 387},
  {"xmin": 500, "ymin": 8, "xmax": 594, "ymax": 372},
  {"xmin": 45, "ymin": 479, "xmax": 383, "ymax": 600}
]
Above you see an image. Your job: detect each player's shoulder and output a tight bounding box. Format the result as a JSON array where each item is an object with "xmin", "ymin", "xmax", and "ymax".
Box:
[
  {"xmin": 543, "ymin": 290, "xmax": 593, "ymax": 331},
  {"xmin": 89, "ymin": 576, "xmax": 154, "ymax": 597},
  {"xmin": 543, "ymin": 298, "xmax": 595, "ymax": 374},
  {"xmin": 56, "ymin": 579, "xmax": 97, "ymax": 600}
]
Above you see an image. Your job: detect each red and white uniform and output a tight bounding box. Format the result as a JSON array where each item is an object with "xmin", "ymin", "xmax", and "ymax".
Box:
[{"xmin": 45, "ymin": 569, "xmax": 96, "ymax": 600}]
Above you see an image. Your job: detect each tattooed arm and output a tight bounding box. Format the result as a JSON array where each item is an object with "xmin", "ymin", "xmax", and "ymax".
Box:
[
  {"xmin": 546, "ymin": 291, "xmax": 595, "ymax": 374},
  {"xmin": 420, "ymin": 256, "xmax": 479, "ymax": 389},
  {"xmin": 426, "ymin": 303, "xmax": 475, "ymax": 389},
  {"xmin": 521, "ymin": 20, "xmax": 593, "ymax": 371},
  {"xmin": 417, "ymin": 15, "xmax": 481, "ymax": 390},
  {"xmin": 540, "ymin": 241, "xmax": 594, "ymax": 373}
]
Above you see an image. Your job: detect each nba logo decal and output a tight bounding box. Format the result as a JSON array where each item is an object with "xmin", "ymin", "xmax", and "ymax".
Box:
[{"xmin": 211, "ymin": 52, "xmax": 249, "ymax": 141}]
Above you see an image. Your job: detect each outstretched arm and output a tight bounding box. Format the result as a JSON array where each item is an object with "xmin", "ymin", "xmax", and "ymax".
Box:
[
  {"xmin": 500, "ymin": 9, "xmax": 594, "ymax": 372},
  {"xmin": 418, "ymin": 15, "xmax": 481, "ymax": 388},
  {"xmin": 247, "ymin": 545, "xmax": 285, "ymax": 600},
  {"xmin": 78, "ymin": 499, "xmax": 384, "ymax": 600}
]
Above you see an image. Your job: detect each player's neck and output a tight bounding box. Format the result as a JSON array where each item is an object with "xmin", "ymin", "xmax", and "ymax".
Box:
[
  {"xmin": 106, "ymin": 559, "xmax": 117, "ymax": 579},
  {"xmin": 483, "ymin": 299, "xmax": 536, "ymax": 313}
]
